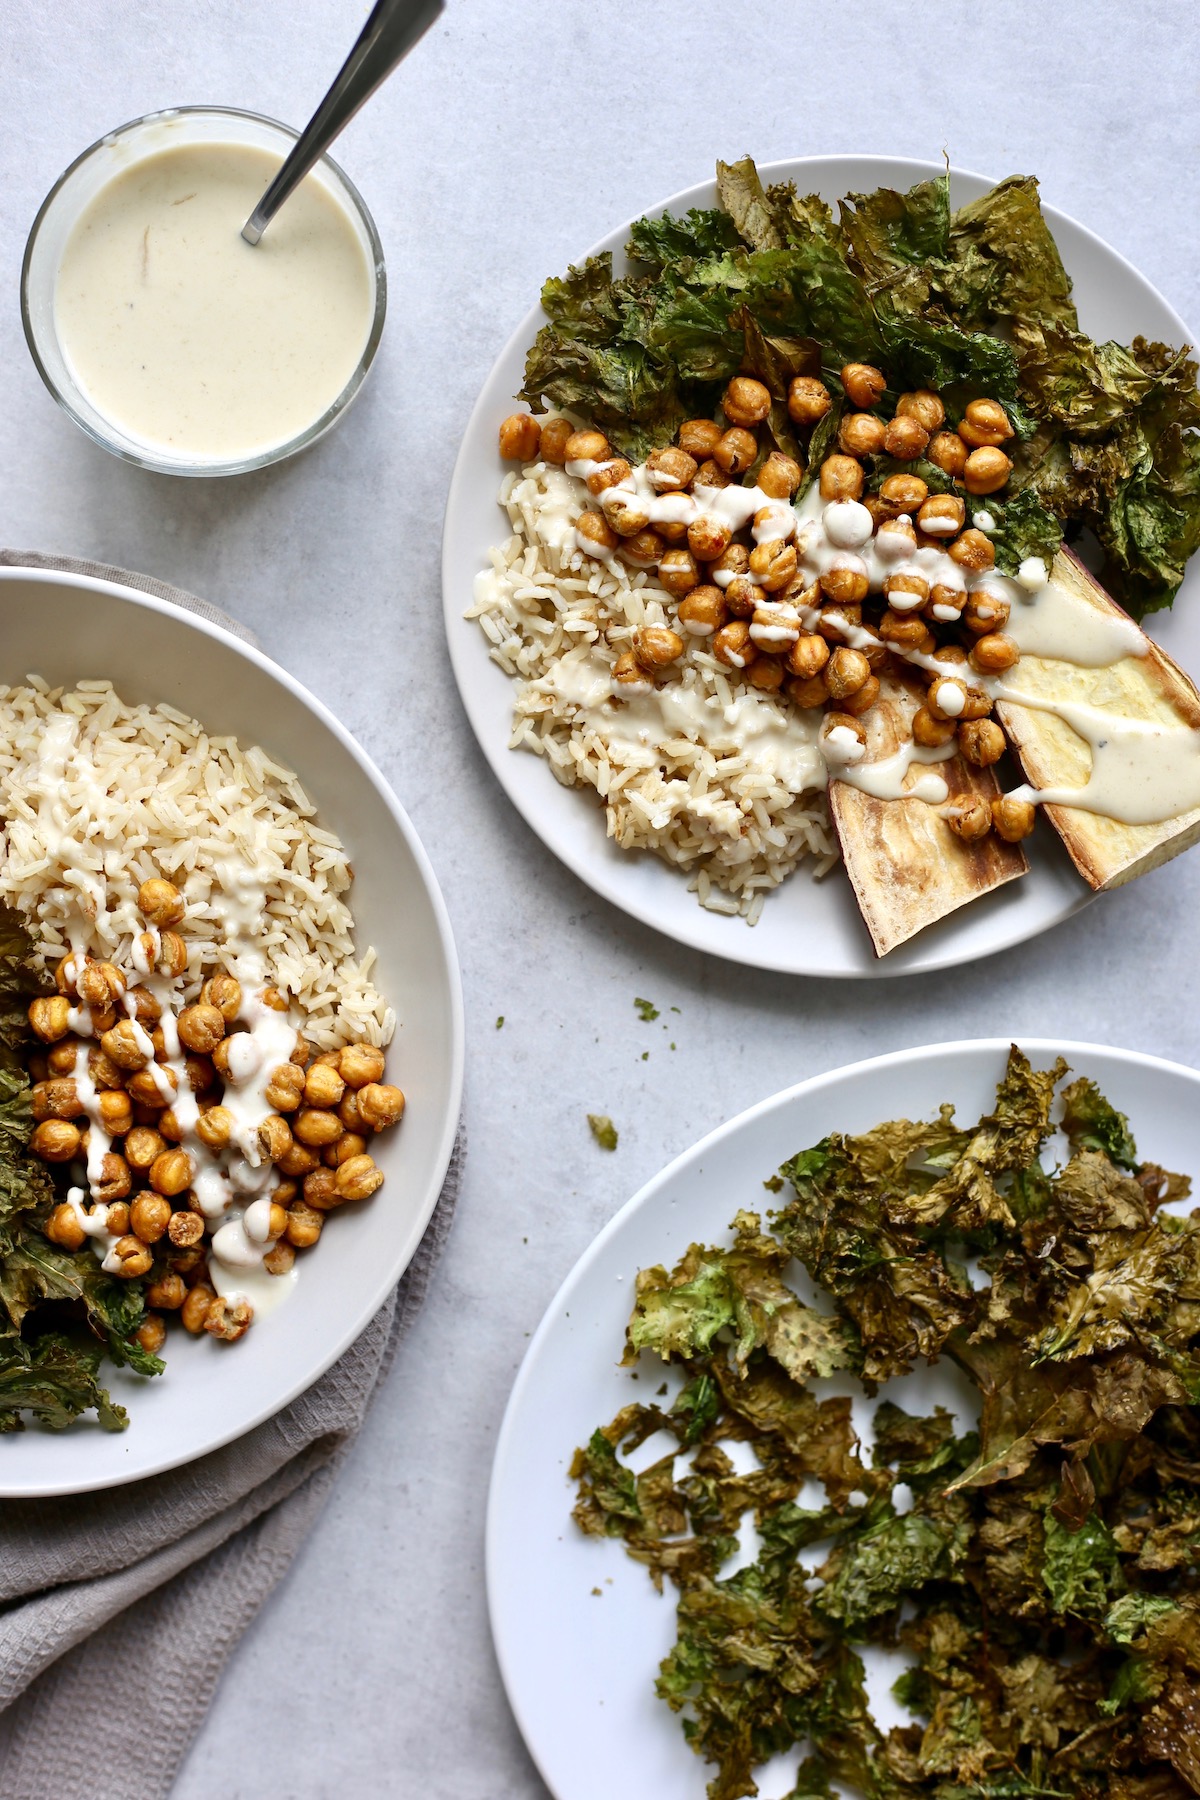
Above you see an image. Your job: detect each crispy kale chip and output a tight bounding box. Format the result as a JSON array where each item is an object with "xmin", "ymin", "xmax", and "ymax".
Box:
[
  {"xmin": 572, "ymin": 1047, "xmax": 1200, "ymax": 1800},
  {"xmin": 522, "ymin": 157, "xmax": 1200, "ymax": 614}
]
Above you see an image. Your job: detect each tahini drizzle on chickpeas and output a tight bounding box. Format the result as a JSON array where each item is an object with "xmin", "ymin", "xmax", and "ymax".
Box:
[
  {"xmin": 32, "ymin": 877, "xmax": 405, "ymax": 1351},
  {"xmin": 497, "ymin": 362, "xmax": 1037, "ymax": 844}
]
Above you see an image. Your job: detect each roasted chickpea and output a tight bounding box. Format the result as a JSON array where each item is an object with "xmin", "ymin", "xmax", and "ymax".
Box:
[
  {"xmin": 878, "ymin": 609, "xmax": 929, "ymax": 650},
  {"xmin": 912, "ymin": 707, "xmax": 957, "ymax": 748},
  {"xmin": 612, "ymin": 652, "xmax": 651, "ymax": 690},
  {"xmin": 838, "ymin": 675, "xmax": 881, "ymax": 717},
  {"xmin": 645, "ymin": 446, "xmax": 697, "ymax": 492},
  {"xmin": 676, "ymin": 586, "xmax": 728, "ymax": 638},
  {"xmin": 94, "ymin": 1152, "xmax": 132, "ymax": 1204},
  {"xmin": 182, "ymin": 1055, "xmax": 215, "ymax": 1098},
  {"xmin": 28, "ymin": 995, "xmax": 71, "ymax": 1043},
  {"xmin": 824, "ymin": 647, "xmax": 872, "ymax": 700},
  {"xmin": 657, "ymin": 548, "xmax": 700, "ymax": 596},
  {"xmin": 103, "ymin": 1202, "xmax": 131, "ymax": 1237},
  {"xmin": 176, "ymin": 1002, "xmax": 224, "ymax": 1055},
  {"xmin": 204, "ymin": 1296, "xmax": 253, "ymax": 1342},
  {"xmin": 821, "ymin": 712, "xmax": 868, "ymax": 754},
  {"xmin": 678, "ymin": 418, "xmax": 723, "ymax": 460},
  {"xmin": 927, "ymin": 583, "xmax": 966, "ymax": 623},
  {"xmin": 539, "ymin": 417, "xmax": 573, "ymax": 465},
  {"xmin": 564, "ymin": 429, "xmax": 609, "ymax": 465},
  {"xmin": 278, "ymin": 1141, "xmax": 321, "ymax": 1179},
  {"xmin": 169, "ymin": 1210, "xmax": 205, "ymax": 1249},
  {"xmin": 291, "ymin": 1107, "xmax": 344, "ymax": 1150},
  {"xmin": 786, "ymin": 635, "xmax": 830, "ymax": 681},
  {"xmin": 948, "ymin": 529, "xmax": 996, "ymax": 573},
  {"xmin": 325, "ymin": 1133, "xmax": 369, "ymax": 1169},
  {"xmin": 575, "ymin": 511, "xmax": 619, "ymax": 561},
  {"xmin": 712, "ymin": 621, "xmax": 758, "ymax": 670},
  {"xmin": 149, "ymin": 1148, "xmax": 194, "ymax": 1199},
  {"xmin": 841, "ymin": 363, "xmax": 887, "ymax": 409},
  {"xmin": 686, "ymin": 515, "xmax": 732, "ymax": 562},
  {"xmin": 883, "ymin": 415, "xmax": 930, "ymax": 460},
  {"xmin": 757, "ymin": 451, "xmax": 802, "ymax": 498},
  {"xmin": 498, "ymin": 412, "xmax": 541, "ymax": 460},
  {"xmin": 43, "ymin": 1042, "xmax": 74, "ymax": 1078},
  {"xmin": 710, "ymin": 543, "xmax": 750, "ymax": 585},
  {"xmin": 746, "ymin": 656, "xmax": 785, "ymax": 693},
  {"xmin": 960, "ymin": 398, "xmax": 1013, "ymax": 447},
  {"xmin": 110, "ymin": 1235, "xmax": 153, "ymax": 1279},
  {"xmin": 874, "ymin": 516, "xmax": 917, "ymax": 558},
  {"xmin": 286, "ymin": 1201, "xmax": 325, "ymax": 1248},
  {"xmin": 839, "ymin": 412, "xmax": 887, "ymax": 457},
  {"xmin": 259, "ymin": 1063, "xmax": 303, "ymax": 1113},
  {"xmin": 585, "ymin": 456, "xmax": 632, "ymax": 497},
  {"xmin": 303, "ymin": 1062, "xmax": 346, "ymax": 1109},
  {"xmin": 630, "ymin": 626, "xmax": 683, "ymax": 673},
  {"xmin": 884, "ymin": 572, "xmax": 930, "ymax": 610},
  {"xmin": 816, "ymin": 603, "xmax": 863, "ymax": 643},
  {"xmin": 720, "ymin": 376, "xmax": 770, "ymax": 428},
  {"xmin": 819, "ymin": 455, "xmax": 863, "ymax": 502},
  {"xmin": 138, "ymin": 876, "xmax": 185, "ymax": 927},
  {"xmin": 77, "ymin": 960, "xmax": 126, "ymax": 1012},
  {"xmin": 723, "ymin": 576, "xmax": 766, "ymax": 619},
  {"xmin": 135, "ymin": 1313, "xmax": 167, "ymax": 1356},
  {"xmin": 55, "ymin": 950, "xmax": 88, "ymax": 997},
  {"xmin": 749, "ymin": 603, "xmax": 801, "ymax": 653},
  {"xmin": 963, "ymin": 447, "xmax": 1012, "ymax": 495},
  {"xmin": 338, "ymin": 1088, "xmax": 366, "ymax": 1133},
  {"xmin": 819, "ymin": 565, "xmax": 869, "ymax": 607},
  {"xmin": 264, "ymin": 1241, "xmax": 296, "ymax": 1277},
  {"xmin": 944, "ymin": 796, "xmax": 993, "ymax": 842},
  {"xmin": 896, "ymin": 390, "xmax": 946, "ymax": 434},
  {"xmin": 303, "ymin": 1167, "xmax": 340, "ymax": 1210},
  {"xmin": 992, "ymin": 795, "xmax": 1037, "ymax": 841},
  {"xmin": 916, "ymin": 494, "xmax": 966, "ymax": 538},
  {"xmin": 31, "ymin": 1118, "xmax": 82, "ymax": 1162},
  {"xmin": 336, "ymin": 1154, "xmax": 385, "ymax": 1203},
  {"xmin": 83, "ymin": 1047, "xmax": 123, "ymax": 1091},
  {"xmin": 878, "ymin": 472, "xmax": 928, "ymax": 514},
  {"xmin": 656, "ymin": 519, "xmax": 690, "ymax": 545},
  {"xmin": 786, "ymin": 673, "xmax": 828, "ymax": 708},
  {"xmin": 618, "ymin": 528, "xmax": 666, "ymax": 571},
  {"xmin": 123, "ymin": 1131, "xmax": 164, "ymax": 1180},
  {"xmin": 959, "ymin": 719, "xmax": 1007, "ymax": 766},
  {"xmin": 748, "ymin": 540, "xmax": 797, "ymax": 592},
  {"xmin": 603, "ymin": 496, "xmax": 653, "ymax": 540},
  {"xmin": 45, "ymin": 1201, "xmax": 85, "ymax": 1251},
  {"xmin": 925, "ymin": 431, "xmax": 968, "ymax": 480},
  {"xmin": 181, "ymin": 1283, "xmax": 217, "ymax": 1333},
  {"xmin": 146, "ymin": 1271, "xmax": 186, "ymax": 1310},
  {"xmin": 713, "ymin": 428, "xmax": 758, "ymax": 475},
  {"xmin": 357, "ymin": 1083, "xmax": 406, "ymax": 1131},
  {"xmin": 963, "ymin": 590, "xmax": 1010, "ymax": 634},
  {"xmin": 691, "ymin": 459, "xmax": 731, "ymax": 493},
  {"xmin": 32, "ymin": 1077, "xmax": 83, "ymax": 1122},
  {"xmin": 192, "ymin": 1105, "xmax": 233, "ymax": 1153},
  {"xmin": 970, "ymin": 632, "xmax": 1020, "ymax": 674},
  {"xmin": 787, "ymin": 375, "xmax": 832, "ymax": 427},
  {"xmin": 131, "ymin": 1191, "xmax": 173, "ymax": 1243},
  {"xmin": 127, "ymin": 1066, "xmax": 175, "ymax": 1109},
  {"xmin": 258, "ymin": 1115, "xmax": 295, "ymax": 1164}
]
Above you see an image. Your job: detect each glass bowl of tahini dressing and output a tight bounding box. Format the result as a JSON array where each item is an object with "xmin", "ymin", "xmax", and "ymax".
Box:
[{"xmin": 22, "ymin": 107, "xmax": 386, "ymax": 476}]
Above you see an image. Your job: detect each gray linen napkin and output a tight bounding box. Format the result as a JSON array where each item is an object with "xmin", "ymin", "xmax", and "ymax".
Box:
[{"xmin": 0, "ymin": 554, "xmax": 464, "ymax": 1800}]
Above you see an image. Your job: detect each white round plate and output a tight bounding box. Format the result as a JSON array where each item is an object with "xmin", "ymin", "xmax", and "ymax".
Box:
[
  {"xmin": 487, "ymin": 1037, "xmax": 1200, "ymax": 1800},
  {"xmin": 0, "ymin": 568, "xmax": 463, "ymax": 1496},
  {"xmin": 443, "ymin": 156, "xmax": 1200, "ymax": 977}
]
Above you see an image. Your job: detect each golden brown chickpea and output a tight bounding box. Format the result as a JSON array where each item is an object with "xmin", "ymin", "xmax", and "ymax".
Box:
[
  {"xmin": 46, "ymin": 1040, "xmax": 77, "ymax": 1077},
  {"xmin": 258, "ymin": 1115, "xmax": 295, "ymax": 1164},
  {"xmin": 948, "ymin": 529, "xmax": 996, "ymax": 572},
  {"xmin": 261, "ymin": 1062, "xmax": 304, "ymax": 1113},
  {"xmin": 110, "ymin": 1235, "xmax": 154, "ymax": 1279},
  {"xmin": 303, "ymin": 1167, "xmax": 340, "ymax": 1210},
  {"xmin": 657, "ymin": 548, "xmax": 701, "ymax": 596},
  {"xmin": 722, "ymin": 376, "xmax": 771, "ymax": 427},
  {"xmin": 138, "ymin": 876, "xmax": 185, "ymax": 927},
  {"xmin": 883, "ymin": 415, "xmax": 930, "ymax": 460},
  {"xmin": 926, "ymin": 430, "xmax": 969, "ymax": 479},
  {"xmin": 838, "ymin": 412, "xmax": 887, "ymax": 458},
  {"xmin": 710, "ymin": 542, "xmax": 749, "ymax": 584},
  {"xmin": 819, "ymin": 565, "xmax": 869, "ymax": 607},
  {"xmin": 746, "ymin": 656, "xmax": 785, "ymax": 693},
  {"xmin": 168, "ymin": 1211, "xmax": 205, "ymax": 1249},
  {"xmin": 204, "ymin": 1296, "xmax": 253, "ymax": 1342},
  {"xmin": 963, "ymin": 447, "xmax": 1012, "ymax": 495},
  {"xmin": 896, "ymin": 390, "xmax": 946, "ymax": 434},
  {"xmin": 838, "ymin": 674, "xmax": 882, "ymax": 717},
  {"xmin": 821, "ymin": 711, "xmax": 868, "ymax": 752},
  {"xmin": 645, "ymin": 446, "xmax": 697, "ymax": 491},
  {"xmin": 992, "ymin": 795, "xmax": 1036, "ymax": 842},
  {"xmin": 292, "ymin": 1107, "xmax": 344, "ymax": 1150},
  {"xmin": 84, "ymin": 1046, "xmax": 123, "ymax": 1090},
  {"xmin": 618, "ymin": 527, "xmax": 666, "ymax": 570},
  {"xmin": 31, "ymin": 1118, "xmax": 82, "ymax": 1162},
  {"xmin": 286, "ymin": 1201, "xmax": 325, "ymax": 1248},
  {"xmin": 786, "ymin": 673, "xmax": 828, "ymax": 708},
  {"xmin": 612, "ymin": 652, "xmax": 652, "ymax": 691},
  {"xmin": 136, "ymin": 1313, "xmax": 167, "ymax": 1355},
  {"xmin": 264, "ymin": 1241, "xmax": 296, "ymax": 1277},
  {"xmin": 970, "ymin": 632, "xmax": 1020, "ymax": 674},
  {"xmin": 927, "ymin": 583, "xmax": 966, "ymax": 623},
  {"xmin": 45, "ymin": 1201, "xmax": 85, "ymax": 1251},
  {"xmin": 585, "ymin": 456, "xmax": 631, "ymax": 497},
  {"xmin": 819, "ymin": 455, "xmax": 864, "ymax": 502},
  {"xmin": 177, "ymin": 1002, "xmax": 225, "ymax": 1055},
  {"xmin": 149, "ymin": 1148, "xmax": 194, "ymax": 1199},
  {"xmin": 357, "ymin": 1083, "xmax": 406, "ymax": 1131},
  {"xmin": 959, "ymin": 719, "xmax": 1006, "ymax": 766},
  {"xmin": 678, "ymin": 418, "xmax": 723, "ymax": 461},
  {"xmin": 182, "ymin": 1055, "xmax": 216, "ymax": 1098},
  {"xmin": 757, "ymin": 451, "xmax": 802, "ymax": 498},
  {"xmin": 962, "ymin": 590, "xmax": 1010, "ymax": 634},
  {"xmin": 563, "ymin": 429, "xmax": 610, "ymax": 465},
  {"xmin": 146, "ymin": 1271, "xmax": 186, "ymax": 1311},
  {"xmin": 786, "ymin": 635, "xmax": 830, "ymax": 681},
  {"xmin": 128, "ymin": 986, "xmax": 162, "ymax": 1027},
  {"xmin": 748, "ymin": 540, "xmax": 797, "ymax": 592},
  {"xmin": 498, "ymin": 413, "xmax": 542, "ymax": 460},
  {"xmin": 884, "ymin": 572, "xmax": 930, "ymax": 608},
  {"xmin": 916, "ymin": 494, "xmax": 966, "ymax": 538},
  {"xmin": 192, "ymin": 1105, "xmax": 233, "ymax": 1153},
  {"xmin": 325, "ymin": 1132, "xmax": 369, "ymax": 1169},
  {"xmin": 155, "ymin": 1107, "xmax": 184, "ymax": 1145},
  {"xmin": 634, "ymin": 626, "xmax": 685, "ymax": 670},
  {"xmin": 711, "ymin": 620, "xmax": 758, "ymax": 670},
  {"xmin": 278, "ymin": 1141, "xmax": 321, "ymax": 1179},
  {"xmin": 28, "ymin": 995, "xmax": 71, "ymax": 1044},
  {"xmin": 816, "ymin": 602, "xmax": 864, "ymax": 643},
  {"xmin": 181, "ymin": 1283, "xmax": 217, "ymax": 1333},
  {"xmin": 841, "ymin": 363, "xmax": 887, "ymax": 409},
  {"xmin": 603, "ymin": 496, "xmax": 652, "ymax": 540},
  {"xmin": 712, "ymin": 427, "xmax": 758, "ymax": 475},
  {"xmin": 686, "ymin": 515, "xmax": 732, "ymax": 562},
  {"xmin": 787, "ymin": 375, "xmax": 832, "ymax": 428},
  {"xmin": 55, "ymin": 950, "xmax": 87, "ymax": 996},
  {"xmin": 722, "ymin": 576, "xmax": 764, "ymax": 619},
  {"xmin": 336, "ymin": 1154, "xmax": 385, "ymax": 1203},
  {"xmin": 272, "ymin": 1179, "xmax": 299, "ymax": 1205},
  {"xmin": 912, "ymin": 707, "xmax": 957, "ymax": 748},
  {"xmin": 878, "ymin": 472, "xmax": 928, "ymax": 514},
  {"xmin": 539, "ymin": 417, "xmax": 573, "ymax": 465},
  {"xmin": 575, "ymin": 511, "xmax": 619, "ymax": 560},
  {"xmin": 126, "ymin": 1131, "xmax": 167, "ymax": 1181},
  {"xmin": 676, "ymin": 587, "xmax": 728, "ymax": 639},
  {"xmin": 78, "ymin": 960, "xmax": 126, "ymax": 1013},
  {"xmin": 944, "ymin": 796, "xmax": 993, "ymax": 842},
  {"xmin": 338, "ymin": 1088, "xmax": 366, "ymax": 1133},
  {"xmin": 691, "ymin": 459, "xmax": 731, "ymax": 493},
  {"xmin": 878, "ymin": 609, "xmax": 929, "ymax": 650},
  {"xmin": 103, "ymin": 1202, "xmax": 131, "ymax": 1237},
  {"xmin": 94, "ymin": 1152, "xmax": 132, "ymax": 1204},
  {"xmin": 303, "ymin": 1062, "xmax": 346, "ymax": 1109},
  {"xmin": 131, "ymin": 1191, "xmax": 173, "ymax": 1243},
  {"xmin": 32, "ymin": 1078, "xmax": 83, "ymax": 1122},
  {"xmin": 824, "ymin": 647, "xmax": 872, "ymax": 700},
  {"xmin": 960, "ymin": 398, "xmax": 1013, "ymax": 446},
  {"xmin": 127, "ymin": 1067, "xmax": 175, "ymax": 1109}
]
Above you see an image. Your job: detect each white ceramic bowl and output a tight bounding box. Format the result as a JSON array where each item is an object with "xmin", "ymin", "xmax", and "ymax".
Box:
[
  {"xmin": 0, "ymin": 567, "xmax": 462, "ymax": 1496},
  {"xmin": 444, "ymin": 156, "xmax": 1200, "ymax": 978},
  {"xmin": 487, "ymin": 1037, "xmax": 1200, "ymax": 1800}
]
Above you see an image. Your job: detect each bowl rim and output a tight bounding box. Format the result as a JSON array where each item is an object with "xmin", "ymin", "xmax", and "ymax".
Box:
[
  {"xmin": 21, "ymin": 104, "xmax": 388, "ymax": 479},
  {"xmin": 0, "ymin": 563, "xmax": 464, "ymax": 1494}
]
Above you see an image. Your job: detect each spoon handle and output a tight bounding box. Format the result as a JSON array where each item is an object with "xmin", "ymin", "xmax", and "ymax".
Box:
[{"xmin": 242, "ymin": 0, "xmax": 444, "ymax": 245}]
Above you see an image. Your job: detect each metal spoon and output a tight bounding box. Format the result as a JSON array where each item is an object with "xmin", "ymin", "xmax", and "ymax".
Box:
[{"xmin": 241, "ymin": 0, "xmax": 444, "ymax": 245}]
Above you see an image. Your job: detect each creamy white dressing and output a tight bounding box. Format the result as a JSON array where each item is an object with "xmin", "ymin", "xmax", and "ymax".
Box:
[
  {"xmin": 55, "ymin": 140, "xmax": 374, "ymax": 461},
  {"xmin": 999, "ymin": 690, "xmax": 1200, "ymax": 824}
]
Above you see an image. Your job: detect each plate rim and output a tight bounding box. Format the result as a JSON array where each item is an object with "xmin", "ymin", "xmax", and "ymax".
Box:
[
  {"xmin": 0, "ymin": 564, "xmax": 465, "ymax": 1496},
  {"xmin": 486, "ymin": 1032, "xmax": 1200, "ymax": 1798},
  {"xmin": 442, "ymin": 153, "xmax": 1196, "ymax": 980}
]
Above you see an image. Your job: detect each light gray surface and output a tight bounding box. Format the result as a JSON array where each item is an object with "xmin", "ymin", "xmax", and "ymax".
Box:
[{"xmin": 1, "ymin": 2, "xmax": 1198, "ymax": 1794}]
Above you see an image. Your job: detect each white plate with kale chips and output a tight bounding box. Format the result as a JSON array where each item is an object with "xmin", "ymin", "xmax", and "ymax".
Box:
[{"xmin": 487, "ymin": 1038, "xmax": 1200, "ymax": 1800}]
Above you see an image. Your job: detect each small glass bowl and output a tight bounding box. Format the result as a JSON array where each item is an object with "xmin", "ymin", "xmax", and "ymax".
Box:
[{"xmin": 21, "ymin": 106, "xmax": 387, "ymax": 478}]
